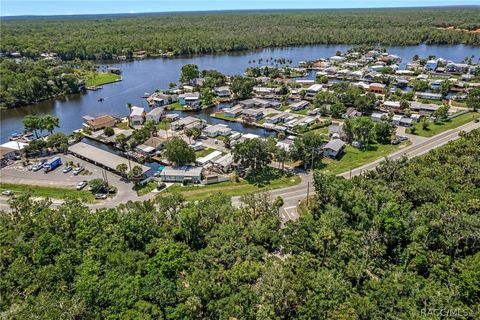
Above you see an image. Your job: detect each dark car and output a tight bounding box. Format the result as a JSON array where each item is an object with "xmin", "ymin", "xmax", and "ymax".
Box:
[{"xmin": 157, "ymin": 182, "xmax": 167, "ymax": 191}]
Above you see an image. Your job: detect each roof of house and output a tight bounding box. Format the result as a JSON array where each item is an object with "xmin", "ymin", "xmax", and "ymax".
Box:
[
  {"xmin": 306, "ymin": 84, "xmax": 323, "ymax": 92},
  {"xmin": 147, "ymin": 107, "xmax": 165, "ymax": 116},
  {"xmin": 204, "ymin": 124, "xmax": 231, "ymax": 133},
  {"xmin": 324, "ymin": 139, "xmax": 346, "ymax": 152},
  {"xmin": 213, "ymin": 153, "xmax": 234, "ymax": 167},
  {"xmin": 85, "ymin": 115, "xmax": 117, "ymax": 127},
  {"xmin": 0, "ymin": 141, "xmax": 28, "ymax": 151},
  {"xmin": 161, "ymin": 166, "xmax": 203, "ymax": 177},
  {"xmin": 180, "ymin": 92, "xmax": 200, "ymax": 99},
  {"xmin": 130, "ymin": 106, "xmax": 145, "ymax": 117},
  {"xmin": 197, "ymin": 150, "xmax": 223, "ymax": 165},
  {"xmin": 0, "ymin": 146, "xmax": 16, "ymax": 158},
  {"xmin": 143, "ymin": 136, "xmax": 167, "ymax": 148},
  {"xmin": 242, "ymin": 109, "xmax": 263, "ymax": 116}
]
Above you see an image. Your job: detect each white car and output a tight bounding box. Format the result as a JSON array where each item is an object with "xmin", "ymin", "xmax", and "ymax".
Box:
[
  {"xmin": 95, "ymin": 193, "xmax": 107, "ymax": 199},
  {"xmin": 76, "ymin": 181, "xmax": 87, "ymax": 190},
  {"xmin": 63, "ymin": 166, "xmax": 73, "ymax": 173},
  {"xmin": 2, "ymin": 190, "xmax": 12, "ymax": 196},
  {"xmin": 73, "ymin": 167, "xmax": 84, "ymax": 175}
]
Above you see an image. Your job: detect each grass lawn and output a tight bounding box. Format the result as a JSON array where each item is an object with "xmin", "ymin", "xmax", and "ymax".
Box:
[
  {"xmin": 319, "ymin": 142, "xmax": 410, "ymax": 175},
  {"xmin": 291, "ymin": 109, "xmax": 309, "ymax": 115},
  {"xmin": 116, "ymin": 121, "xmax": 130, "ymax": 130},
  {"xmin": 163, "ymin": 172, "xmax": 301, "ymax": 201},
  {"xmin": 134, "ymin": 181, "xmax": 157, "ymax": 196},
  {"xmin": 311, "ymin": 126, "xmax": 329, "ymax": 135},
  {"xmin": 165, "ymin": 102, "xmax": 184, "ymax": 111},
  {"xmin": 79, "ymin": 71, "xmax": 121, "ymax": 87},
  {"xmin": 195, "ymin": 147, "xmax": 216, "ymax": 158},
  {"xmin": 450, "ymin": 100, "xmax": 467, "ymax": 108},
  {"xmin": 0, "ymin": 183, "xmax": 95, "ymax": 202},
  {"xmin": 406, "ymin": 112, "xmax": 480, "ymax": 137},
  {"xmin": 156, "ymin": 121, "xmax": 171, "ymax": 130},
  {"xmin": 212, "ymin": 113, "xmax": 238, "ymax": 122}
]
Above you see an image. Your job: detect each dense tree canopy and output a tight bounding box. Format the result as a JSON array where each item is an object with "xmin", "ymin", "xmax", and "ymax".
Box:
[
  {"xmin": 1, "ymin": 8, "xmax": 479, "ymax": 60},
  {"xmin": 1, "ymin": 129, "xmax": 479, "ymax": 318}
]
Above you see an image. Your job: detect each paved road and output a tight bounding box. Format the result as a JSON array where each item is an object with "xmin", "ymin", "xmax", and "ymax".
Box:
[{"xmin": 233, "ymin": 120, "xmax": 480, "ymax": 222}]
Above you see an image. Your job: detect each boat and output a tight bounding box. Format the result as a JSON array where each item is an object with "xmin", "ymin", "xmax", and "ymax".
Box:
[
  {"xmin": 141, "ymin": 92, "xmax": 151, "ymax": 98},
  {"xmin": 98, "ymin": 98, "xmax": 104, "ymax": 102}
]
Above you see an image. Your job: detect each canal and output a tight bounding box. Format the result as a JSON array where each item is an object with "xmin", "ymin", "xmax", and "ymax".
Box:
[{"xmin": 1, "ymin": 44, "xmax": 478, "ymax": 142}]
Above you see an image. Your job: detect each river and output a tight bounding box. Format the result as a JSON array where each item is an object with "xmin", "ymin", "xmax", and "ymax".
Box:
[{"xmin": 1, "ymin": 44, "xmax": 478, "ymax": 142}]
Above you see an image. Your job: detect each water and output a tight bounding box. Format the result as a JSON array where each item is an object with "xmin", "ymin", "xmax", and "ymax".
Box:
[{"xmin": 1, "ymin": 44, "xmax": 478, "ymax": 142}]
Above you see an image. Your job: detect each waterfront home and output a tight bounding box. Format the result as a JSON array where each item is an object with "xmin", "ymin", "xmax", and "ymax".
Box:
[
  {"xmin": 160, "ymin": 166, "xmax": 203, "ymax": 183},
  {"xmin": 265, "ymin": 113, "xmax": 288, "ymax": 124},
  {"xmin": 446, "ymin": 63, "xmax": 469, "ymax": 74},
  {"xmin": 330, "ymin": 56, "xmax": 346, "ymax": 64},
  {"xmin": 239, "ymin": 98, "xmax": 271, "ymax": 108},
  {"xmin": 425, "ymin": 60, "xmax": 438, "ymax": 71},
  {"xmin": 212, "ymin": 153, "xmax": 235, "ymax": 173},
  {"xmin": 179, "ymin": 92, "xmax": 201, "ymax": 107},
  {"xmin": 323, "ymin": 139, "xmax": 345, "ymax": 159},
  {"xmin": 163, "ymin": 113, "xmax": 180, "ymax": 122},
  {"xmin": 129, "ymin": 106, "xmax": 145, "ymax": 126},
  {"xmin": 1, "ymin": 146, "xmax": 16, "ymax": 166},
  {"xmin": 410, "ymin": 101, "xmax": 441, "ymax": 114},
  {"xmin": 135, "ymin": 144, "xmax": 156, "ymax": 156},
  {"xmin": 295, "ymin": 79, "xmax": 315, "ymax": 85},
  {"xmin": 197, "ymin": 150, "xmax": 223, "ymax": 166},
  {"xmin": 223, "ymin": 105, "xmax": 243, "ymax": 117},
  {"xmin": 253, "ymin": 86, "xmax": 278, "ymax": 95},
  {"xmin": 214, "ymin": 86, "xmax": 231, "ymax": 97},
  {"xmin": 143, "ymin": 136, "xmax": 167, "ymax": 151},
  {"xmin": 369, "ymin": 83, "xmax": 385, "ymax": 93},
  {"xmin": 147, "ymin": 93, "xmax": 176, "ymax": 107},
  {"xmin": 203, "ymin": 124, "xmax": 232, "ymax": 138},
  {"xmin": 83, "ymin": 115, "xmax": 118, "ymax": 131},
  {"xmin": 342, "ymin": 107, "xmax": 362, "ymax": 119},
  {"xmin": 145, "ymin": 107, "xmax": 165, "ymax": 124},
  {"xmin": 241, "ymin": 109, "xmax": 264, "ymax": 122},
  {"xmin": 290, "ymin": 100, "xmax": 310, "ymax": 111},
  {"xmin": 416, "ymin": 92, "xmax": 443, "ymax": 101},
  {"xmin": 171, "ymin": 116, "xmax": 205, "ymax": 131}
]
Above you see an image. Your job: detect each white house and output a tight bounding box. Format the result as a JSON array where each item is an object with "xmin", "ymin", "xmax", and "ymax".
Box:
[
  {"xmin": 203, "ymin": 124, "xmax": 232, "ymax": 138},
  {"xmin": 145, "ymin": 107, "xmax": 165, "ymax": 124},
  {"xmin": 323, "ymin": 139, "xmax": 345, "ymax": 159},
  {"xmin": 129, "ymin": 106, "xmax": 145, "ymax": 125}
]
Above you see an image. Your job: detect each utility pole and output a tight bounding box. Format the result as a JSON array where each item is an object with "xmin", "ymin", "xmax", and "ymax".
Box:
[{"xmin": 306, "ymin": 181, "xmax": 310, "ymax": 207}]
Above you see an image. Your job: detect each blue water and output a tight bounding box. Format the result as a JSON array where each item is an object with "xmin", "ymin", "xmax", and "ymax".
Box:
[{"xmin": 1, "ymin": 44, "xmax": 479, "ymax": 142}]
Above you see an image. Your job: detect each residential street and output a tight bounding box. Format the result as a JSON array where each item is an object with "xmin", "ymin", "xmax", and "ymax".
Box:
[{"xmin": 232, "ymin": 120, "xmax": 480, "ymax": 222}]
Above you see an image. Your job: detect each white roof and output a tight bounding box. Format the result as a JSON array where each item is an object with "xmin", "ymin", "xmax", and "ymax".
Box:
[
  {"xmin": 213, "ymin": 153, "xmax": 234, "ymax": 167},
  {"xmin": 242, "ymin": 133, "xmax": 260, "ymax": 140},
  {"xmin": 0, "ymin": 141, "xmax": 28, "ymax": 151},
  {"xmin": 130, "ymin": 106, "xmax": 144, "ymax": 117},
  {"xmin": 161, "ymin": 166, "xmax": 203, "ymax": 177},
  {"xmin": 307, "ymin": 84, "xmax": 322, "ymax": 92},
  {"xmin": 197, "ymin": 150, "xmax": 223, "ymax": 165}
]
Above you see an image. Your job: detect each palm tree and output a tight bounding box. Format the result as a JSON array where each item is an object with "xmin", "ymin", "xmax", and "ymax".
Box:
[
  {"xmin": 116, "ymin": 163, "xmax": 128, "ymax": 177},
  {"xmin": 42, "ymin": 115, "xmax": 60, "ymax": 134}
]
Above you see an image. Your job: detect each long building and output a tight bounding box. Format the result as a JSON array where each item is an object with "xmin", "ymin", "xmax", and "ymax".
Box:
[{"xmin": 68, "ymin": 142, "xmax": 150, "ymax": 174}]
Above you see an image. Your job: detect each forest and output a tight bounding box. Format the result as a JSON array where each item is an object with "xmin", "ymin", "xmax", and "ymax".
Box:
[
  {"xmin": 1, "ymin": 129, "xmax": 479, "ymax": 319},
  {"xmin": 0, "ymin": 59, "xmax": 84, "ymax": 109},
  {"xmin": 1, "ymin": 7, "xmax": 480, "ymax": 60}
]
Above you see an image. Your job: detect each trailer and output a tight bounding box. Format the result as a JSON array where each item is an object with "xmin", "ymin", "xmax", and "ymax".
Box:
[{"xmin": 44, "ymin": 156, "xmax": 62, "ymax": 172}]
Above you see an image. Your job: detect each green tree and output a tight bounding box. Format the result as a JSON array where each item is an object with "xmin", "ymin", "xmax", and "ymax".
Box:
[
  {"xmin": 42, "ymin": 115, "xmax": 60, "ymax": 134},
  {"xmin": 164, "ymin": 137, "xmax": 196, "ymax": 166},
  {"xmin": 374, "ymin": 122, "xmax": 394, "ymax": 144},
  {"xmin": 104, "ymin": 126, "xmax": 114, "ymax": 137},
  {"xmin": 233, "ymin": 138, "xmax": 272, "ymax": 173},
  {"xmin": 231, "ymin": 76, "xmax": 256, "ymax": 99},
  {"xmin": 89, "ymin": 178, "xmax": 108, "ymax": 193},
  {"xmin": 466, "ymin": 87, "xmax": 480, "ymax": 112},
  {"xmin": 46, "ymin": 132, "xmax": 69, "ymax": 151},
  {"xmin": 290, "ymin": 131, "xmax": 324, "ymax": 169},
  {"xmin": 180, "ymin": 64, "xmax": 199, "ymax": 84},
  {"xmin": 23, "ymin": 115, "xmax": 43, "ymax": 138},
  {"xmin": 116, "ymin": 163, "xmax": 128, "ymax": 177}
]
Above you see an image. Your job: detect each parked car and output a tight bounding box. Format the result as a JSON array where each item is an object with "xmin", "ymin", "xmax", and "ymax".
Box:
[
  {"xmin": 32, "ymin": 163, "xmax": 43, "ymax": 172},
  {"xmin": 95, "ymin": 193, "xmax": 107, "ymax": 199},
  {"xmin": 474, "ymin": 118, "xmax": 479, "ymax": 123},
  {"xmin": 73, "ymin": 166, "xmax": 84, "ymax": 175},
  {"xmin": 2, "ymin": 190, "xmax": 12, "ymax": 196},
  {"xmin": 76, "ymin": 181, "xmax": 87, "ymax": 190},
  {"xmin": 391, "ymin": 138, "xmax": 401, "ymax": 145},
  {"xmin": 157, "ymin": 182, "xmax": 167, "ymax": 191},
  {"xmin": 396, "ymin": 135, "xmax": 408, "ymax": 141},
  {"xmin": 63, "ymin": 166, "xmax": 73, "ymax": 173}
]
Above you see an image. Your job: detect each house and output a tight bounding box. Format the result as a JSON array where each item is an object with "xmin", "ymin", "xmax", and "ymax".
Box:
[
  {"xmin": 196, "ymin": 150, "xmax": 223, "ymax": 166},
  {"xmin": 214, "ymin": 86, "xmax": 231, "ymax": 97},
  {"xmin": 129, "ymin": 106, "xmax": 145, "ymax": 126},
  {"xmin": 369, "ymin": 83, "xmax": 385, "ymax": 93},
  {"xmin": 308, "ymin": 108, "xmax": 321, "ymax": 116},
  {"xmin": 342, "ymin": 107, "xmax": 362, "ymax": 119},
  {"xmin": 399, "ymin": 117, "xmax": 413, "ymax": 127},
  {"xmin": 330, "ymin": 56, "xmax": 346, "ymax": 63},
  {"xmin": 143, "ymin": 136, "xmax": 167, "ymax": 151},
  {"xmin": 446, "ymin": 63, "xmax": 469, "ymax": 74},
  {"xmin": 305, "ymin": 84, "xmax": 323, "ymax": 99},
  {"xmin": 239, "ymin": 98, "xmax": 271, "ymax": 108},
  {"xmin": 1, "ymin": 146, "xmax": 17, "ymax": 166},
  {"xmin": 290, "ymin": 100, "xmax": 310, "ymax": 111},
  {"xmin": 83, "ymin": 115, "xmax": 118, "ymax": 131},
  {"xmin": 371, "ymin": 112, "xmax": 386, "ymax": 122},
  {"xmin": 163, "ymin": 113, "xmax": 180, "ymax": 122},
  {"xmin": 179, "ymin": 92, "xmax": 201, "ymax": 107},
  {"xmin": 410, "ymin": 101, "xmax": 441, "ymax": 114},
  {"xmin": 416, "ymin": 92, "xmax": 443, "ymax": 101},
  {"xmin": 171, "ymin": 116, "xmax": 205, "ymax": 131},
  {"xmin": 391, "ymin": 114, "xmax": 403, "ymax": 126},
  {"xmin": 147, "ymin": 93, "xmax": 176, "ymax": 107},
  {"xmin": 212, "ymin": 153, "xmax": 235, "ymax": 172},
  {"xmin": 425, "ymin": 60, "xmax": 438, "ymax": 71},
  {"xmin": 430, "ymin": 80, "xmax": 443, "ymax": 90},
  {"xmin": 145, "ymin": 107, "xmax": 165, "ymax": 124},
  {"xmin": 223, "ymin": 105, "xmax": 243, "ymax": 117},
  {"xmin": 328, "ymin": 122, "xmax": 346, "ymax": 140},
  {"xmin": 135, "ymin": 144, "xmax": 156, "ymax": 156},
  {"xmin": 323, "ymin": 139, "xmax": 345, "ymax": 159},
  {"xmin": 241, "ymin": 109, "xmax": 264, "ymax": 122},
  {"xmin": 382, "ymin": 101, "xmax": 401, "ymax": 111},
  {"xmin": 203, "ymin": 124, "xmax": 232, "ymax": 138},
  {"xmin": 160, "ymin": 166, "xmax": 203, "ymax": 183},
  {"xmin": 265, "ymin": 113, "xmax": 288, "ymax": 124}
]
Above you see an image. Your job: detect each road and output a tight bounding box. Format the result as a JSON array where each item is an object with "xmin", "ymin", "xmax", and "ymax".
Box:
[
  {"xmin": 1, "ymin": 121, "xmax": 479, "ymax": 213},
  {"xmin": 232, "ymin": 120, "xmax": 480, "ymax": 222}
]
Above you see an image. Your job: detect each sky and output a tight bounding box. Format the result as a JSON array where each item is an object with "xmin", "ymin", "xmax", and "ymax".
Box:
[{"xmin": 1, "ymin": 0, "xmax": 478, "ymax": 16}]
